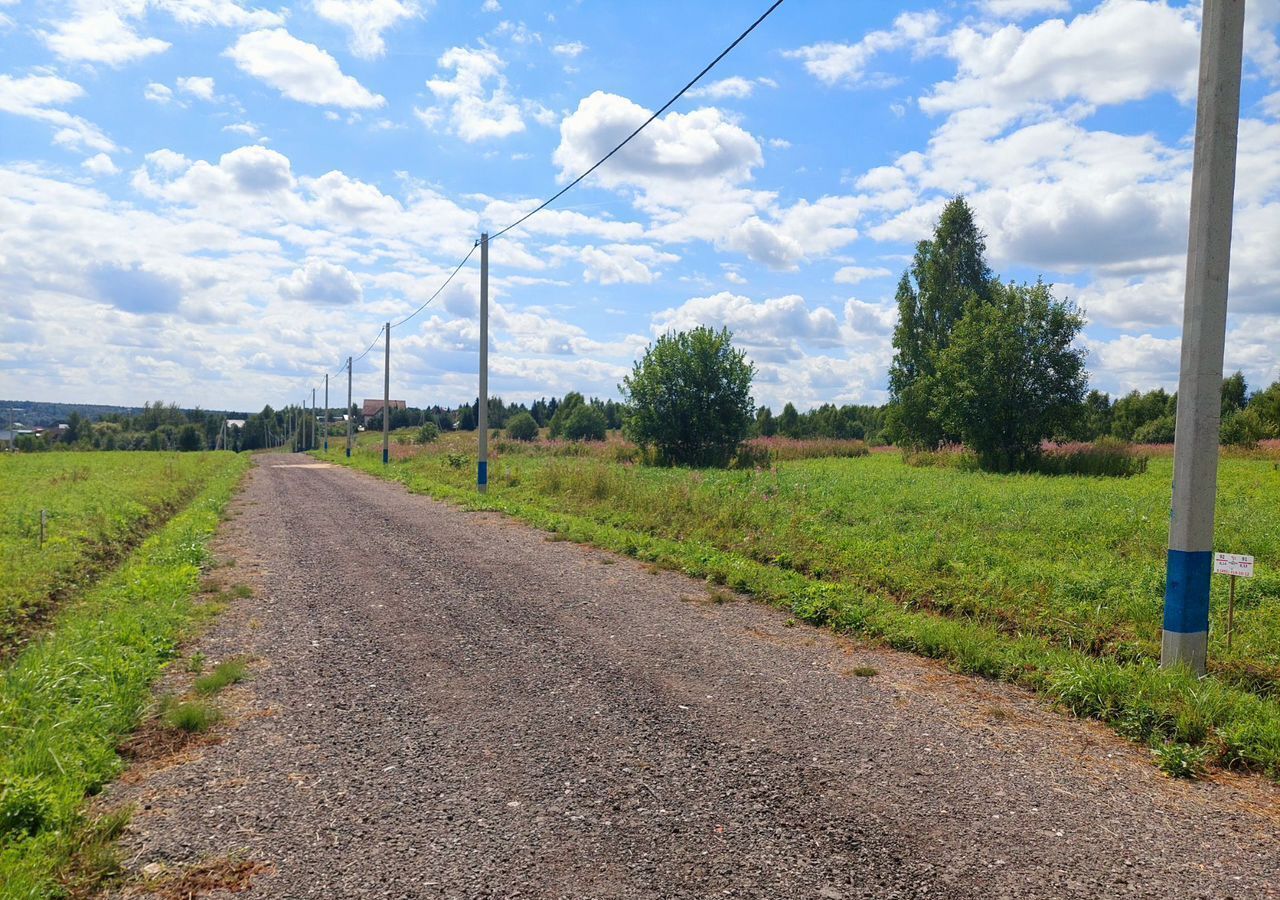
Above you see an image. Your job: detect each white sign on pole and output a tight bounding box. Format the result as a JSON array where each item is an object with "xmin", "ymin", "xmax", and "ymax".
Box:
[{"xmin": 1213, "ymin": 552, "xmax": 1255, "ymax": 578}]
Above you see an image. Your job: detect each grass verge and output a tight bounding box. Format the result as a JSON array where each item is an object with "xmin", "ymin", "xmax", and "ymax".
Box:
[
  {"xmin": 0, "ymin": 453, "xmax": 249, "ymax": 899},
  {"xmin": 319, "ymin": 442, "xmax": 1280, "ymax": 783}
]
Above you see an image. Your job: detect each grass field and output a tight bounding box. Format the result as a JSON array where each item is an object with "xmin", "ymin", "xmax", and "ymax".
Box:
[
  {"xmin": 0, "ymin": 451, "xmax": 249, "ymax": 898},
  {"xmin": 320, "ymin": 430, "xmax": 1280, "ymax": 779},
  {"xmin": 0, "ymin": 453, "xmax": 235, "ymax": 656}
]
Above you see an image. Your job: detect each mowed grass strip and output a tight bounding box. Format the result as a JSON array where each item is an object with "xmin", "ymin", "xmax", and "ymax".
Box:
[
  {"xmin": 0, "ymin": 453, "xmax": 249, "ymax": 899},
  {"xmin": 320, "ymin": 432, "xmax": 1280, "ymax": 779},
  {"xmin": 0, "ymin": 452, "xmax": 233, "ymax": 656}
]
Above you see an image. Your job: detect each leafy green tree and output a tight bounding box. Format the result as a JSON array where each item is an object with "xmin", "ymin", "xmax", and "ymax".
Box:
[
  {"xmin": 620, "ymin": 326, "xmax": 755, "ymax": 467},
  {"xmin": 547, "ymin": 392, "xmax": 585, "ymax": 439},
  {"xmin": 1222, "ymin": 370, "xmax": 1248, "ymax": 417},
  {"xmin": 417, "ymin": 422, "xmax": 440, "ymax": 443},
  {"xmin": 777, "ymin": 402, "xmax": 801, "ymax": 438},
  {"xmin": 562, "ymin": 405, "xmax": 607, "ymax": 441},
  {"xmin": 1134, "ymin": 416, "xmax": 1176, "ymax": 444},
  {"xmin": 888, "ymin": 196, "xmax": 997, "ymax": 449},
  {"xmin": 754, "ymin": 406, "xmax": 776, "ymax": 437},
  {"xmin": 505, "ymin": 411, "xmax": 539, "ymax": 441},
  {"xmin": 933, "ymin": 280, "xmax": 1087, "ymax": 471},
  {"xmin": 1111, "ymin": 389, "xmax": 1174, "ymax": 441},
  {"xmin": 176, "ymin": 423, "xmax": 204, "ymax": 452}
]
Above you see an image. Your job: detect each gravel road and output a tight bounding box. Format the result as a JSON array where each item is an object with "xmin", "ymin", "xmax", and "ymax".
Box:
[{"xmin": 108, "ymin": 454, "xmax": 1280, "ymax": 899}]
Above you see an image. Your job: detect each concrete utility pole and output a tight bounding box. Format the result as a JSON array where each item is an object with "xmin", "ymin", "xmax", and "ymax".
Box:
[
  {"xmin": 346, "ymin": 356, "xmax": 353, "ymax": 458},
  {"xmin": 383, "ymin": 323, "xmax": 391, "ymax": 466},
  {"xmin": 324, "ymin": 374, "xmax": 330, "ymax": 452},
  {"xmin": 1162, "ymin": 0, "xmax": 1246, "ymax": 675},
  {"xmin": 311, "ymin": 387, "xmax": 317, "ymax": 451},
  {"xmin": 478, "ymin": 232, "xmax": 489, "ymax": 494}
]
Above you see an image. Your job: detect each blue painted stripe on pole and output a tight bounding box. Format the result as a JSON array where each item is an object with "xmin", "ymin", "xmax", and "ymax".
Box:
[
  {"xmin": 478, "ymin": 460, "xmax": 488, "ymax": 485},
  {"xmin": 1163, "ymin": 549, "xmax": 1212, "ymax": 634},
  {"xmin": 382, "ymin": 448, "xmax": 389, "ymax": 465}
]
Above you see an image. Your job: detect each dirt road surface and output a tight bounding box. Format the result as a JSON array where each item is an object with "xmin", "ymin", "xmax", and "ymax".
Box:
[{"xmin": 108, "ymin": 455, "xmax": 1280, "ymax": 899}]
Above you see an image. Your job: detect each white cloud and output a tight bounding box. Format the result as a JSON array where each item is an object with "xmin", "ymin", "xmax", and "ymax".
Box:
[
  {"xmin": 0, "ymin": 74, "xmax": 115, "ymax": 152},
  {"xmin": 421, "ymin": 46, "xmax": 524, "ymax": 141},
  {"xmin": 43, "ymin": 6, "xmax": 171, "ymax": 66},
  {"xmin": 652, "ymin": 291, "xmax": 841, "ymax": 361},
  {"xmin": 981, "ymin": 0, "xmax": 1070, "ymax": 18},
  {"xmin": 686, "ymin": 76, "xmax": 775, "ymax": 100},
  {"xmin": 576, "ymin": 243, "xmax": 679, "ymax": 285},
  {"xmin": 177, "ymin": 76, "xmax": 216, "ymax": 101},
  {"xmin": 278, "ymin": 259, "xmax": 364, "ymax": 306},
  {"xmin": 82, "ymin": 153, "xmax": 120, "ymax": 176},
  {"xmin": 552, "ymin": 40, "xmax": 585, "ymax": 58},
  {"xmin": 481, "ymin": 0, "xmax": 499, "ymax": 11},
  {"xmin": 226, "ymin": 29, "xmax": 386, "ymax": 109},
  {"xmin": 313, "ymin": 0, "xmax": 420, "ymax": 59},
  {"xmin": 153, "ymin": 0, "xmax": 284, "ymax": 29},
  {"xmin": 923, "ymin": 1, "xmax": 1200, "ymax": 113},
  {"xmin": 784, "ymin": 11, "xmax": 942, "ymax": 87},
  {"xmin": 834, "ymin": 265, "xmax": 892, "ymax": 285},
  {"xmin": 144, "ymin": 82, "xmax": 173, "ymax": 103}
]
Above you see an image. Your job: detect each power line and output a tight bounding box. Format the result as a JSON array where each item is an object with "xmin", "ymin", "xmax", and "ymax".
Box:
[
  {"xmin": 489, "ymin": 0, "xmax": 786, "ymax": 241},
  {"xmin": 391, "ymin": 241, "xmax": 479, "ymax": 329}
]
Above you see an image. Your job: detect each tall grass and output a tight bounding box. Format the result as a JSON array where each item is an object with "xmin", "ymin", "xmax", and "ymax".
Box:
[
  {"xmin": 0, "ymin": 453, "xmax": 231, "ymax": 656},
  {"xmin": 0, "ymin": 454, "xmax": 248, "ymax": 898}
]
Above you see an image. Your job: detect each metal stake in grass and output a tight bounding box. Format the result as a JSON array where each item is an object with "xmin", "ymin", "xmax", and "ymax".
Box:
[
  {"xmin": 39, "ymin": 509, "xmax": 46, "ymax": 548},
  {"xmin": 1161, "ymin": 0, "xmax": 1245, "ymax": 676}
]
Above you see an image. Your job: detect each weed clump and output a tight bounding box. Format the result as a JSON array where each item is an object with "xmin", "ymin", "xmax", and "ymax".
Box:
[
  {"xmin": 163, "ymin": 700, "xmax": 222, "ymax": 733},
  {"xmin": 0, "ymin": 775, "xmax": 55, "ymax": 838},
  {"xmin": 194, "ymin": 658, "xmax": 249, "ymax": 696},
  {"xmin": 1152, "ymin": 741, "xmax": 1213, "ymax": 779}
]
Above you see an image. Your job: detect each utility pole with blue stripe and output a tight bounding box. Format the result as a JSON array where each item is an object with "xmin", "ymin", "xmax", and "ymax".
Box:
[
  {"xmin": 478, "ymin": 232, "xmax": 489, "ymax": 494},
  {"xmin": 1162, "ymin": 0, "xmax": 1245, "ymax": 675}
]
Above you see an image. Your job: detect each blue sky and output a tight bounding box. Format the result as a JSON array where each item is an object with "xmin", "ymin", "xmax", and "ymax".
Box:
[{"xmin": 1, "ymin": 0, "xmax": 1279, "ymax": 412}]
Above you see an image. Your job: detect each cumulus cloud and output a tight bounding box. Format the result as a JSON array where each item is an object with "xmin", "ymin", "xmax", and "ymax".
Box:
[
  {"xmin": 144, "ymin": 82, "xmax": 173, "ymax": 103},
  {"xmin": 922, "ymin": 1, "xmax": 1200, "ymax": 113},
  {"xmin": 0, "ymin": 74, "xmax": 115, "ymax": 152},
  {"xmin": 834, "ymin": 265, "xmax": 893, "ymax": 285},
  {"xmin": 88, "ymin": 262, "xmax": 185, "ymax": 314},
  {"xmin": 313, "ymin": 0, "xmax": 420, "ymax": 59},
  {"xmin": 419, "ymin": 46, "xmax": 525, "ymax": 141},
  {"xmin": 82, "ymin": 153, "xmax": 120, "ymax": 176},
  {"xmin": 784, "ymin": 11, "xmax": 942, "ymax": 87},
  {"xmin": 177, "ymin": 76, "xmax": 216, "ymax": 101},
  {"xmin": 576, "ymin": 243, "xmax": 679, "ymax": 285},
  {"xmin": 42, "ymin": 6, "xmax": 171, "ymax": 66},
  {"xmin": 687, "ymin": 76, "xmax": 777, "ymax": 100},
  {"xmin": 226, "ymin": 29, "xmax": 386, "ymax": 109},
  {"xmin": 551, "ymin": 40, "xmax": 585, "ymax": 58},
  {"xmin": 981, "ymin": 0, "xmax": 1070, "ymax": 18},
  {"xmin": 278, "ymin": 260, "xmax": 364, "ymax": 305},
  {"xmin": 652, "ymin": 292, "xmax": 841, "ymax": 362}
]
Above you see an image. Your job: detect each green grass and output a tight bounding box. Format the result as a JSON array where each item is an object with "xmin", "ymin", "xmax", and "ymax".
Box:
[
  {"xmin": 192, "ymin": 658, "xmax": 249, "ymax": 696},
  {"xmin": 0, "ymin": 452, "xmax": 248, "ymax": 899},
  {"xmin": 161, "ymin": 700, "xmax": 222, "ymax": 733},
  {"xmin": 319, "ymin": 431, "xmax": 1280, "ymax": 780},
  {"xmin": 0, "ymin": 452, "xmax": 236, "ymax": 656}
]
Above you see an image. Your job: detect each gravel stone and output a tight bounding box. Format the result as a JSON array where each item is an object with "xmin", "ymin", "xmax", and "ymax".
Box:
[{"xmin": 107, "ymin": 455, "xmax": 1280, "ymax": 898}]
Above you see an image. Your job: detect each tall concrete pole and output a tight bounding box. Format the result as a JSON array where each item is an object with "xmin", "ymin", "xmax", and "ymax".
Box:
[
  {"xmin": 1162, "ymin": 0, "xmax": 1245, "ymax": 675},
  {"xmin": 324, "ymin": 374, "xmax": 330, "ymax": 452},
  {"xmin": 383, "ymin": 323, "xmax": 391, "ymax": 466},
  {"xmin": 346, "ymin": 356, "xmax": 353, "ymax": 458},
  {"xmin": 478, "ymin": 233, "xmax": 489, "ymax": 494},
  {"xmin": 311, "ymin": 387, "xmax": 317, "ymax": 451}
]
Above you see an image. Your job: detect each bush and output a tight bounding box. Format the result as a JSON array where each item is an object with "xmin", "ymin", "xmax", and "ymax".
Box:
[
  {"xmin": 505, "ymin": 411, "xmax": 539, "ymax": 442},
  {"xmin": 1036, "ymin": 438, "xmax": 1149, "ymax": 477},
  {"xmin": 1133, "ymin": 415, "xmax": 1176, "ymax": 444},
  {"xmin": 0, "ymin": 775, "xmax": 55, "ymax": 838},
  {"xmin": 621, "ymin": 326, "xmax": 755, "ymax": 467},
  {"xmin": 562, "ymin": 405, "xmax": 607, "ymax": 442},
  {"xmin": 417, "ymin": 422, "xmax": 440, "ymax": 444}
]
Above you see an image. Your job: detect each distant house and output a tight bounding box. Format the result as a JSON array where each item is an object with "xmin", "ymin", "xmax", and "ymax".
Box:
[
  {"xmin": 362, "ymin": 399, "xmax": 406, "ymax": 419},
  {"xmin": 226, "ymin": 419, "xmax": 247, "ymax": 429}
]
